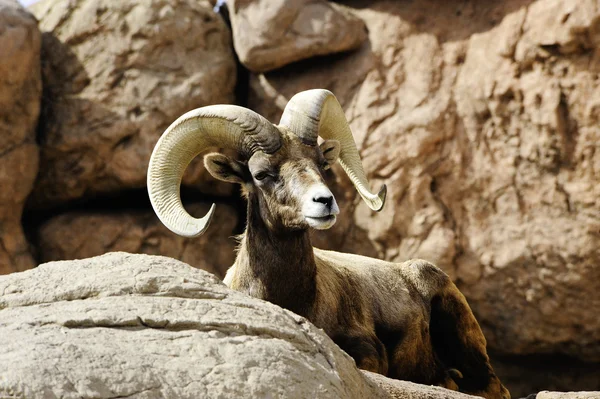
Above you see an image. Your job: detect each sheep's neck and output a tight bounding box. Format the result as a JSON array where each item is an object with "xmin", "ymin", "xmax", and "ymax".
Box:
[{"xmin": 234, "ymin": 196, "xmax": 317, "ymax": 317}]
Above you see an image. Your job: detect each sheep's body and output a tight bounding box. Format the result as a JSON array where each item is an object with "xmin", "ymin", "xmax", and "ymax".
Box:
[
  {"xmin": 315, "ymin": 249, "xmax": 500, "ymax": 394},
  {"xmin": 147, "ymin": 89, "xmax": 510, "ymax": 399},
  {"xmin": 227, "ymin": 249, "xmax": 442, "ymax": 375},
  {"xmin": 312, "ymin": 250, "xmax": 446, "ymax": 357},
  {"xmin": 224, "ymin": 201, "xmax": 507, "ymax": 398}
]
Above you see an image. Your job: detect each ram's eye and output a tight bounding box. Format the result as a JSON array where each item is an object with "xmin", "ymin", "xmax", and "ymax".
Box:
[
  {"xmin": 254, "ymin": 171, "xmax": 269, "ymax": 181},
  {"xmin": 321, "ymin": 162, "xmax": 330, "ymax": 170}
]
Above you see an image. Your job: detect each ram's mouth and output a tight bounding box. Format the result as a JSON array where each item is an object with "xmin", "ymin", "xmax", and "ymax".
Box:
[{"xmin": 305, "ymin": 214, "xmax": 337, "ymax": 230}]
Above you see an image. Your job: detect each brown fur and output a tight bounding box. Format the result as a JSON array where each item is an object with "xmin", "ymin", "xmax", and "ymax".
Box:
[{"xmin": 206, "ymin": 130, "xmax": 509, "ymax": 399}]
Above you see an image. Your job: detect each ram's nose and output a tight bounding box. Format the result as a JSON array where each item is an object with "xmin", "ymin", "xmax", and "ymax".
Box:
[
  {"xmin": 304, "ymin": 185, "xmax": 339, "ymax": 216},
  {"xmin": 313, "ymin": 194, "xmax": 333, "ymax": 208},
  {"xmin": 312, "ymin": 194, "xmax": 340, "ymax": 215}
]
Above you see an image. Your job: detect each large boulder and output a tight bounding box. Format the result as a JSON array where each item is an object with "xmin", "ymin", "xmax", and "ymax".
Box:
[
  {"xmin": 0, "ymin": 0, "xmax": 41, "ymax": 274},
  {"xmin": 227, "ymin": 0, "xmax": 367, "ymax": 73},
  {"xmin": 249, "ymin": 0, "xmax": 600, "ymax": 363},
  {"xmin": 0, "ymin": 252, "xmax": 477, "ymax": 399},
  {"xmin": 36, "ymin": 203, "xmax": 238, "ymax": 278},
  {"xmin": 28, "ymin": 0, "xmax": 237, "ymax": 209}
]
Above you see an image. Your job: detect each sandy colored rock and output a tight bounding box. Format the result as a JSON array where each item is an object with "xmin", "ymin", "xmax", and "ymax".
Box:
[
  {"xmin": 0, "ymin": 0, "xmax": 41, "ymax": 274},
  {"xmin": 227, "ymin": 0, "xmax": 367, "ymax": 73},
  {"xmin": 0, "ymin": 252, "xmax": 432, "ymax": 399},
  {"xmin": 28, "ymin": 0, "xmax": 236, "ymax": 209},
  {"xmin": 36, "ymin": 202, "xmax": 238, "ymax": 278},
  {"xmin": 249, "ymin": 0, "xmax": 600, "ymax": 363},
  {"xmin": 453, "ymin": 0, "xmax": 600, "ymax": 362}
]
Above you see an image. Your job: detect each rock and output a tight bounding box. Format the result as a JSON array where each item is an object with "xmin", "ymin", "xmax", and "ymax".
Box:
[
  {"xmin": 0, "ymin": 252, "xmax": 474, "ymax": 399},
  {"xmin": 0, "ymin": 0, "xmax": 41, "ymax": 274},
  {"xmin": 248, "ymin": 0, "xmax": 600, "ymax": 363},
  {"xmin": 227, "ymin": 0, "xmax": 367, "ymax": 73},
  {"xmin": 453, "ymin": 0, "xmax": 600, "ymax": 362},
  {"xmin": 28, "ymin": 0, "xmax": 236, "ymax": 209},
  {"xmin": 537, "ymin": 392, "xmax": 600, "ymax": 399},
  {"xmin": 361, "ymin": 370, "xmax": 479, "ymax": 399},
  {"xmin": 36, "ymin": 203, "xmax": 238, "ymax": 278}
]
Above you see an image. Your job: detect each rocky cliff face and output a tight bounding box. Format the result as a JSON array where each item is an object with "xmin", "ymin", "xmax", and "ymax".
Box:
[
  {"xmin": 252, "ymin": 0, "xmax": 600, "ymax": 365},
  {"xmin": 248, "ymin": 2, "xmax": 600, "ymax": 392},
  {"xmin": 36, "ymin": 203, "xmax": 238, "ymax": 278},
  {"xmin": 0, "ymin": 0, "xmax": 40, "ymax": 274},
  {"xmin": 0, "ymin": 0, "xmax": 598, "ymax": 396},
  {"xmin": 29, "ymin": 0, "xmax": 237, "ymax": 208},
  {"xmin": 15, "ymin": 0, "xmax": 241, "ymax": 277}
]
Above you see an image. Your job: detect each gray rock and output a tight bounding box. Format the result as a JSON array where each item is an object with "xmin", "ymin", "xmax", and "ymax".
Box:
[
  {"xmin": 0, "ymin": 252, "xmax": 478, "ymax": 398},
  {"xmin": 537, "ymin": 392, "xmax": 600, "ymax": 399},
  {"xmin": 362, "ymin": 370, "xmax": 481, "ymax": 399}
]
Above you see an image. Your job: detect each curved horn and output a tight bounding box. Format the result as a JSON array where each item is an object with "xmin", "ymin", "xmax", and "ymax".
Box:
[
  {"xmin": 148, "ymin": 105, "xmax": 281, "ymax": 237},
  {"xmin": 279, "ymin": 89, "xmax": 386, "ymax": 211}
]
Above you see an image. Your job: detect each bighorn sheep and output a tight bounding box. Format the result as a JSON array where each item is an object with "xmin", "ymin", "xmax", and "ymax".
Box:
[{"xmin": 147, "ymin": 89, "xmax": 510, "ymax": 399}]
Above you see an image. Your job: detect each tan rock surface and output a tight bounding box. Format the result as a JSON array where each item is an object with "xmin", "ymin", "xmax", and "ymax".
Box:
[
  {"xmin": 453, "ymin": 0, "xmax": 600, "ymax": 362},
  {"xmin": 0, "ymin": 0, "xmax": 41, "ymax": 274},
  {"xmin": 227, "ymin": 0, "xmax": 367, "ymax": 73},
  {"xmin": 36, "ymin": 203, "xmax": 238, "ymax": 278},
  {"xmin": 28, "ymin": 0, "xmax": 236, "ymax": 209},
  {"xmin": 0, "ymin": 252, "xmax": 475, "ymax": 399},
  {"xmin": 249, "ymin": 0, "xmax": 600, "ymax": 362}
]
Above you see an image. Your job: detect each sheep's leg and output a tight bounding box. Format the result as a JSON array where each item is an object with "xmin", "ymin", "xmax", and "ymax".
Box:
[
  {"xmin": 429, "ymin": 283, "xmax": 510, "ymax": 399},
  {"xmin": 333, "ymin": 333, "xmax": 388, "ymax": 375},
  {"xmin": 386, "ymin": 315, "xmax": 452, "ymax": 387}
]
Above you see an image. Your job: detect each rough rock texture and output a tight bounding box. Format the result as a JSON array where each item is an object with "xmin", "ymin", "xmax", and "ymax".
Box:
[
  {"xmin": 249, "ymin": 0, "xmax": 600, "ymax": 366},
  {"xmin": 0, "ymin": 0, "xmax": 41, "ymax": 274},
  {"xmin": 361, "ymin": 370, "xmax": 479, "ymax": 399},
  {"xmin": 453, "ymin": 0, "xmax": 600, "ymax": 363},
  {"xmin": 227, "ymin": 0, "xmax": 367, "ymax": 73},
  {"xmin": 36, "ymin": 203, "xmax": 238, "ymax": 278},
  {"xmin": 0, "ymin": 252, "xmax": 475, "ymax": 399},
  {"xmin": 537, "ymin": 393, "xmax": 600, "ymax": 399},
  {"xmin": 28, "ymin": 0, "xmax": 236, "ymax": 209}
]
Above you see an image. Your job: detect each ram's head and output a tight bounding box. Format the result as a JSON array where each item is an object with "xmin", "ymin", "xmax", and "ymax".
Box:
[{"xmin": 147, "ymin": 89, "xmax": 386, "ymax": 237}]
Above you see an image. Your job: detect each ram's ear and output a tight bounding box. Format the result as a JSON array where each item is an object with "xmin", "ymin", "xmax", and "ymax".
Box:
[
  {"xmin": 320, "ymin": 139, "xmax": 340, "ymax": 169},
  {"xmin": 204, "ymin": 153, "xmax": 246, "ymax": 184}
]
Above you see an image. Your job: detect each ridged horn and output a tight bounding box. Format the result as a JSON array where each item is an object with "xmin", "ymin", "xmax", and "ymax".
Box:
[
  {"xmin": 279, "ymin": 89, "xmax": 386, "ymax": 211},
  {"xmin": 147, "ymin": 105, "xmax": 281, "ymax": 237}
]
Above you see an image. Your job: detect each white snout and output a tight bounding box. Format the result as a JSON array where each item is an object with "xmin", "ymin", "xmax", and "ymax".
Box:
[{"xmin": 302, "ymin": 184, "xmax": 339, "ymax": 230}]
